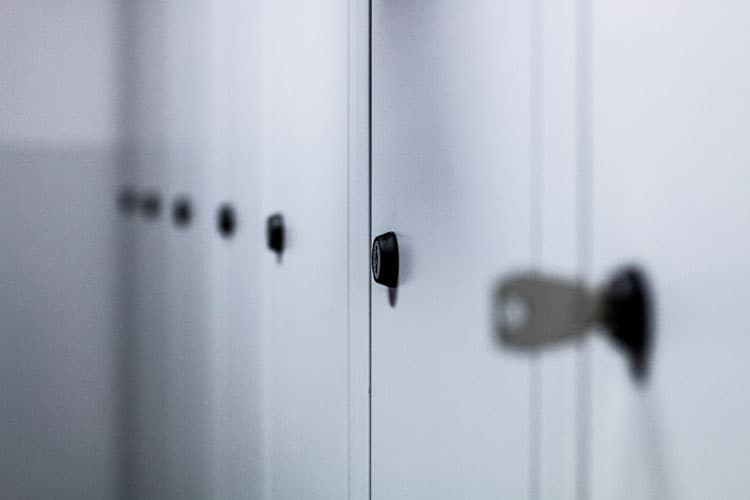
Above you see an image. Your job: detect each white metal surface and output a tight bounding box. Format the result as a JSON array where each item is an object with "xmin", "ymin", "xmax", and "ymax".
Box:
[
  {"xmin": 260, "ymin": 1, "xmax": 355, "ymax": 498},
  {"xmin": 371, "ymin": 2, "xmax": 535, "ymax": 498},
  {"xmin": 129, "ymin": 160, "xmax": 170, "ymax": 500},
  {"xmin": 534, "ymin": 0, "xmax": 581, "ymax": 497},
  {"xmin": 346, "ymin": 1, "xmax": 372, "ymax": 499},
  {"xmin": 161, "ymin": 3, "xmax": 215, "ymax": 499},
  {"xmin": 208, "ymin": 1, "xmax": 264, "ymax": 499},
  {"xmin": 587, "ymin": 1, "xmax": 750, "ymax": 498}
]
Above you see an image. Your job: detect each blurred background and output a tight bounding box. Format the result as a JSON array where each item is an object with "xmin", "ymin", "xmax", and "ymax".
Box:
[{"xmin": 1, "ymin": 2, "xmax": 266, "ymax": 499}]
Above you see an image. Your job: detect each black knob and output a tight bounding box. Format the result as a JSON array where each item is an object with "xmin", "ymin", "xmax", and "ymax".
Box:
[
  {"xmin": 602, "ymin": 266, "xmax": 652, "ymax": 382},
  {"xmin": 266, "ymin": 213, "xmax": 285, "ymax": 255},
  {"xmin": 172, "ymin": 196, "xmax": 192, "ymax": 228},
  {"xmin": 117, "ymin": 186, "xmax": 138, "ymax": 216},
  {"xmin": 372, "ymin": 232, "xmax": 399, "ymax": 288},
  {"xmin": 217, "ymin": 203, "xmax": 237, "ymax": 238},
  {"xmin": 140, "ymin": 190, "xmax": 161, "ymax": 220}
]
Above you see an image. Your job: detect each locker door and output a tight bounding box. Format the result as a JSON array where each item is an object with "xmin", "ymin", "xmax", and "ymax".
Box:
[
  {"xmin": 161, "ymin": 0, "xmax": 214, "ymax": 497},
  {"xmin": 260, "ymin": 1, "xmax": 354, "ymax": 499},
  {"xmin": 588, "ymin": 2, "xmax": 750, "ymax": 498},
  {"xmin": 123, "ymin": 3, "xmax": 171, "ymax": 499},
  {"xmin": 208, "ymin": 1, "xmax": 264, "ymax": 499},
  {"xmin": 533, "ymin": 1, "xmax": 583, "ymax": 498},
  {"xmin": 130, "ymin": 159, "xmax": 170, "ymax": 500},
  {"xmin": 371, "ymin": 2, "xmax": 539, "ymax": 498}
]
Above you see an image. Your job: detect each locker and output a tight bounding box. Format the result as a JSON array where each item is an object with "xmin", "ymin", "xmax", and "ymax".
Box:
[
  {"xmin": 260, "ymin": 1, "xmax": 368, "ymax": 499},
  {"xmin": 587, "ymin": 1, "xmax": 750, "ymax": 498},
  {"xmin": 208, "ymin": 1, "xmax": 264, "ymax": 498},
  {"xmin": 6, "ymin": 2, "xmax": 750, "ymax": 499},
  {"xmin": 121, "ymin": 2, "xmax": 216, "ymax": 498},
  {"xmin": 369, "ymin": 2, "xmax": 569, "ymax": 498},
  {"xmin": 119, "ymin": 0, "xmax": 165, "ymax": 494},
  {"xmin": 129, "ymin": 161, "xmax": 171, "ymax": 500},
  {"xmin": 161, "ymin": 3, "xmax": 214, "ymax": 499},
  {"xmin": 160, "ymin": 142, "xmax": 215, "ymax": 498}
]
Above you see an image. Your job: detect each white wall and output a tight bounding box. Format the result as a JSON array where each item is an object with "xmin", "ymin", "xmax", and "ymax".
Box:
[{"xmin": 0, "ymin": 2, "xmax": 121, "ymax": 500}]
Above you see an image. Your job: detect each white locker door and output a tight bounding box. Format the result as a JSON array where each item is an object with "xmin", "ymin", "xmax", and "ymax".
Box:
[
  {"xmin": 588, "ymin": 2, "xmax": 750, "ymax": 498},
  {"xmin": 261, "ymin": 1, "xmax": 353, "ymax": 499},
  {"xmin": 130, "ymin": 161, "xmax": 171, "ymax": 500},
  {"xmin": 533, "ymin": 0, "xmax": 583, "ymax": 498},
  {"xmin": 371, "ymin": 2, "xmax": 543, "ymax": 498},
  {"xmin": 162, "ymin": 1, "xmax": 214, "ymax": 498},
  {"xmin": 124, "ymin": 3, "xmax": 171, "ymax": 499},
  {"xmin": 209, "ymin": 1, "xmax": 264, "ymax": 499}
]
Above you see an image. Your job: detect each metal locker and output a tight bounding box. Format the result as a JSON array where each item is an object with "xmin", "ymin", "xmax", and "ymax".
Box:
[
  {"xmin": 494, "ymin": 1, "xmax": 750, "ymax": 497},
  {"xmin": 369, "ymin": 1, "xmax": 575, "ymax": 498},
  {"xmin": 122, "ymin": 1, "xmax": 215, "ymax": 498},
  {"xmin": 208, "ymin": 1, "xmax": 264, "ymax": 499},
  {"xmin": 121, "ymin": 4, "xmax": 168, "ymax": 499},
  {"xmin": 260, "ymin": 1, "xmax": 366, "ymax": 499},
  {"xmin": 160, "ymin": 0, "xmax": 215, "ymax": 497},
  {"xmin": 129, "ymin": 162, "xmax": 171, "ymax": 500},
  {"xmin": 586, "ymin": 1, "xmax": 750, "ymax": 498},
  {"xmin": 121, "ymin": 3, "xmax": 178, "ymax": 500},
  {"xmin": 524, "ymin": 0, "xmax": 583, "ymax": 498}
]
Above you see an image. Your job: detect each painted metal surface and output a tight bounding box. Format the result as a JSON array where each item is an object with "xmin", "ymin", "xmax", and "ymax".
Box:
[{"xmin": 371, "ymin": 2, "xmax": 536, "ymax": 498}]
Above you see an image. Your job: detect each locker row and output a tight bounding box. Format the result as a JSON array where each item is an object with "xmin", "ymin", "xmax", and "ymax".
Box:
[
  {"xmin": 118, "ymin": 188, "xmax": 288, "ymax": 255},
  {"xmin": 4, "ymin": 0, "xmax": 750, "ymax": 499},
  {"xmin": 119, "ymin": 181, "xmax": 651, "ymax": 385},
  {"xmin": 118, "ymin": 0, "xmax": 750, "ymax": 498}
]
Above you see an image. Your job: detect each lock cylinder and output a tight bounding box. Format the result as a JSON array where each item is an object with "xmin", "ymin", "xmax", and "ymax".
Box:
[
  {"xmin": 267, "ymin": 213, "xmax": 285, "ymax": 256},
  {"xmin": 372, "ymin": 232, "xmax": 399, "ymax": 288}
]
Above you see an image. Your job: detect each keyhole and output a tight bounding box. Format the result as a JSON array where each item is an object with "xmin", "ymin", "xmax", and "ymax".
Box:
[
  {"xmin": 372, "ymin": 243, "xmax": 381, "ymax": 279},
  {"xmin": 172, "ymin": 196, "xmax": 192, "ymax": 228},
  {"xmin": 217, "ymin": 204, "xmax": 236, "ymax": 238}
]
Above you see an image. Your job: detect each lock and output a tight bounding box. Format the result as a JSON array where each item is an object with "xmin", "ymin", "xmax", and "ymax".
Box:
[
  {"xmin": 494, "ymin": 265, "xmax": 652, "ymax": 381},
  {"xmin": 266, "ymin": 213, "xmax": 285, "ymax": 255},
  {"xmin": 118, "ymin": 187, "xmax": 138, "ymax": 215},
  {"xmin": 172, "ymin": 196, "xmax": 192, "ymax": 227},
  {"xmin": 372, "ymin": 232, "xmax": 399, "ymax": 288},
  {"xmin": 140, "ymin": 190, "xmax": 161, "ymax": 219},
  {"xmin": 217, "ymin": 203, "xmax": 236, "ymax": 238}
]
